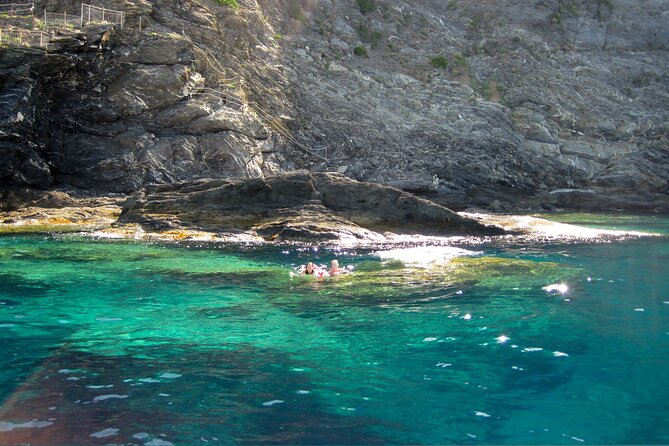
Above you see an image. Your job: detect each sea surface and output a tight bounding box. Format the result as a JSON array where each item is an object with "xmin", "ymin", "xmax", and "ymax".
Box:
[{"xmin": 0, "ymin": 214, "xmax": 668, "ymax": 445}]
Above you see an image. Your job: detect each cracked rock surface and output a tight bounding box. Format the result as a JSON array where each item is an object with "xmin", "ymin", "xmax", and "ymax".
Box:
[{"xmin": 1, "ymin": 0, "xmax": 667, "ymax": 212}]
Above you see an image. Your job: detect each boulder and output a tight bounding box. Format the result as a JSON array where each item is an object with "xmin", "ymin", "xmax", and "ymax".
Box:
[{"xmin": 118, "ymin": 172, "xmax": 504, "ymax": 241}]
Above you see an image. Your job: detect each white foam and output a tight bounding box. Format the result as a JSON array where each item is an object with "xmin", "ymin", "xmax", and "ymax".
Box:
[
  {"xmin": 133, "ymin": 432, "xmax": 150, "ymax": 439},
  {"xmin": 297, "ymin": 390, "xmax": 310, "ymax": 394},
  {"xmin": 423, "ymin": 337, "xmax": 438, "ymax": 342},
  {"xmin": 58, "ymin": 369, "xmax": 74, "ymax": 374},
  {"xmin": 462, "ymin": 313, "xmax": 472, "ymax": 320},
  {"xmin": 93, "ymin": 394, "xmax": 128, "ymax": 402},
  {"xmin": 375, "ymin": 246, "xmax": 480, "ymax": 266},
  {"xmin": 140, "ymin": 378, "xmax": 161, "ymax": 383},
  {"xmin": 0, "ymin": 420, "xmax": 53, "ymax": 432},
  {"xmin": 262, "ymin": 400, "xmax": 284, "ymax": 407},
  {"xmin": 159, "ymin": 373, "xmax": 182, "ymax": 379},
  {"xmin": 634, "ymin": 308, "xmax": 645, "ymax": 312},
  {"xmin": 553, "ymin": 351, "xmax": 569, "ymax": 357},
  {"xmin": 460, "ymin": 213, "xmax": 656, "ymax": 240},
  {"xmin": 436, "ymin": 363, "xmax": 452, "ymax": 368},
  {"xmin": 146, "ymin": 440, "xmax": 174, "ymax": 446},
  {"xmin": 496, "ymin": 335, "xmax": 510, "ymax": 343},
  {"xmin": 522, "ymin": 347, "xmax": 544, "ymax": 353},
  {"xmin": 95, "ymin": 317, "xmax": 122, "ymax": 322},
  {"xmin": 543, "ymin": 283, "xmax": 568, "ymax": 294},
  {"xmin": 475, "ymin": 411, "xmax": 492, "ymax": 417},
  {"xmin": 571, "ymin": 436, "xmax": 585, "ymax": 442},
  {"xmin": 90, "ymin": 428, "xmax": 119, "ymax": 438}
]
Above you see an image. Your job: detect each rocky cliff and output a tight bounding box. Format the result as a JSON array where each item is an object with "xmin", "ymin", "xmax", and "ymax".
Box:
[{"xmin": 1, "ymin": 0, "xmax": 668, "ymax": 212}]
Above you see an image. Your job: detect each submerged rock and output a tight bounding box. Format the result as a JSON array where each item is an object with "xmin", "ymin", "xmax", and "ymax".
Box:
[{"xmin": 117, "ymin": 172, "xmax": 503, "ymax": 241}]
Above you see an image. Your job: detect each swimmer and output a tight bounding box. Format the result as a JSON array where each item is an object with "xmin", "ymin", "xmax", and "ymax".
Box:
[
  {"xmin": 300, "ymin": 262, "xmax": 328, "ymax": 278},
  {"xmin": 328, "ymin": 259, "xmax": 347, "ymax": 275}
]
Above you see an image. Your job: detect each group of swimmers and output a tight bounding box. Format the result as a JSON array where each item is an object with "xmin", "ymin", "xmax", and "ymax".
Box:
[{"xmin": 299, "ymin": 259, "xmax": 349, "ymax": 278}]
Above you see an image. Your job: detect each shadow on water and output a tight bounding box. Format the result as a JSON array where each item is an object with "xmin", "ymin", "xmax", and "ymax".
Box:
[
  {"xmin": 0, "ymin": 273, "xmax": 60, "ymax": 300},
  {"xmin": 0, "ymin": 345, "xmax": 388, "ymax": 445}
]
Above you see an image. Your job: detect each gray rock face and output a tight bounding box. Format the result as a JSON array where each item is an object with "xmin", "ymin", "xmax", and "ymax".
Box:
[
  {"xmin": 119, "ymin": 172, "xmax": 503, "ymax": 241},
  {"xmin": 1, "ymin": 0, "xmax": 667, "ymax": 212},
  {"xmin": 266, "ymin": 0, "xmax": 669, "ymax": 211},
  {"xmin": 1, "ymin": 0, "xmax": 295, "ymax": 193}
]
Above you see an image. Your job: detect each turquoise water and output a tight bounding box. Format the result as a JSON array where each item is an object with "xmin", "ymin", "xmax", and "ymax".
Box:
[{"xmin": 0, "ymin": 215, "xmax": 668, "ymax": 445}]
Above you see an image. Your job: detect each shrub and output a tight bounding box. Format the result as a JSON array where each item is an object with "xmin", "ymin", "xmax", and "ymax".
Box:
[
  {"xmin": 288, "ymin": 0, "xmax": 307, "ymax": 22},
  {"xmin": 451, "ymin": 53, "xmax": 468, "ymax": 74},
  {"xmin": 429, "ymin": 55, "xmax": 448, "ymax": 69},
  {"xmin": 213, "ymin": 0, "xmax": 239, "ymax": 9},
  {"xmin": 354, "ymin": 45, "xmax": 369, "ymax": 57},
  {"xmin": 558, "ymin": 0, "xmax": 578, "ymax": 16},
  {"xmin": 480, "ymin": 79, "xmax": 507, "ymax": 104},
  {"xmin": 469, "ymin": 13, "xmax": 482, "ymax": 30},
  {"xmin": 358, "ymin": 23, "xmax": 383, "ymax": 48},
  {"xmin": 357, "ymin": 0, "xmax": 377, "ymax": 14}
]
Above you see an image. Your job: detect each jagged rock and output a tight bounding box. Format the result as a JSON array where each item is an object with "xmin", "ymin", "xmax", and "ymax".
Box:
[
  {"xmin": 0, "ymin": 0, "xmax": 667, "ymax": 212},
  {"xmin": 118, "ymin": 172, "xmax": 504, "ymax": 241}
]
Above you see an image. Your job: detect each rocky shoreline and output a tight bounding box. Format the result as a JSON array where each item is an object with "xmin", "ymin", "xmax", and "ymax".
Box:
[{"xmin": 1, "ymin": 172, "xmax": 657, "ymax": 247}]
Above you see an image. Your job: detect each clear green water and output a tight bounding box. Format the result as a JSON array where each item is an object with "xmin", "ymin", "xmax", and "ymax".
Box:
[{"xmin": 0, "ymin": 215, "xmax": 668, "ymax": 445}]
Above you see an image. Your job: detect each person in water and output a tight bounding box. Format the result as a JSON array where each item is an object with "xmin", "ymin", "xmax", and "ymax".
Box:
[
  {"xmin": 301, "ymin": 262, "xmax": 327, "ymax": 277},
  {"xmin": 329, "ymin": 259, "xmax": 347, "ymax": 275}
]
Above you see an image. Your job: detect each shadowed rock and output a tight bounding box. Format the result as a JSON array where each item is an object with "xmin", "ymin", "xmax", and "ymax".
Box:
[{"xmin": 118, "ymin": 172, "xmax": 504, "ymax": 241}]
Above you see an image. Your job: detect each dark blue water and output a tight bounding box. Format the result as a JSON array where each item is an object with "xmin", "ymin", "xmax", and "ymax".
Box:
[{"xmin": 0, "ymin": 215, "xmax": 668, "ymax": 444}]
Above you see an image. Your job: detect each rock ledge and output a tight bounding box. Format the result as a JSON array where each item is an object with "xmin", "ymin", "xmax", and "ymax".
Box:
[{"xmin": 118, "ymin": 171, "xmax": 504, "ymax": 241}]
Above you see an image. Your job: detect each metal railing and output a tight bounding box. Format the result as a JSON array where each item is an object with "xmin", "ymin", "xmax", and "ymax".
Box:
[
  {"xmin": 81, "ymin": 3, "xmax": 124, "ymax": 27},
  {"xmin": 43, "ymin": 11, "xmax": 80, "ymax": 28},
  {"xmin": 0, "ymin": 26, "xmax": 48, "ymax": 47},
  {"xmin": 43, "ymin": 3, "xmax": 124, "ymax": 28},
  {"xmin": 0, "ymin": 2, "xmax": 34, "ymax": 17}
]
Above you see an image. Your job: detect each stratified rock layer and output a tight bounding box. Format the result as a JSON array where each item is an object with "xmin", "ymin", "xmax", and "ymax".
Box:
[
  {"xmin": 118, "ymin": 172, "xmax": 503, "ymax": 241},
  {"xmin": 0, "ymin": 0, "xmax": 667, "ymax": 212}
]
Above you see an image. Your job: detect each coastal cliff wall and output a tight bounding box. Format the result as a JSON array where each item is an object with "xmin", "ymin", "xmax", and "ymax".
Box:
[{"xmin": 1, "ymin": 0, "xmax": 667, "ymax": 211}]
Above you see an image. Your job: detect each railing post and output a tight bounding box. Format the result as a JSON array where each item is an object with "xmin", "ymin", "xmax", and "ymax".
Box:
[
  {"xmin": 44, "ymin": 9, "xmax": 46, "ymax": 26},
  {"xmin": 81, "ymin": 3, "xmax": 83, "ymax": 27},
  {"xmin": 64, "ymin": 11, "xmax": 66, "ymax": 27},
  {"xmin": 88, "ymin": 5, "xmax": 91, "ymax": 24}
]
